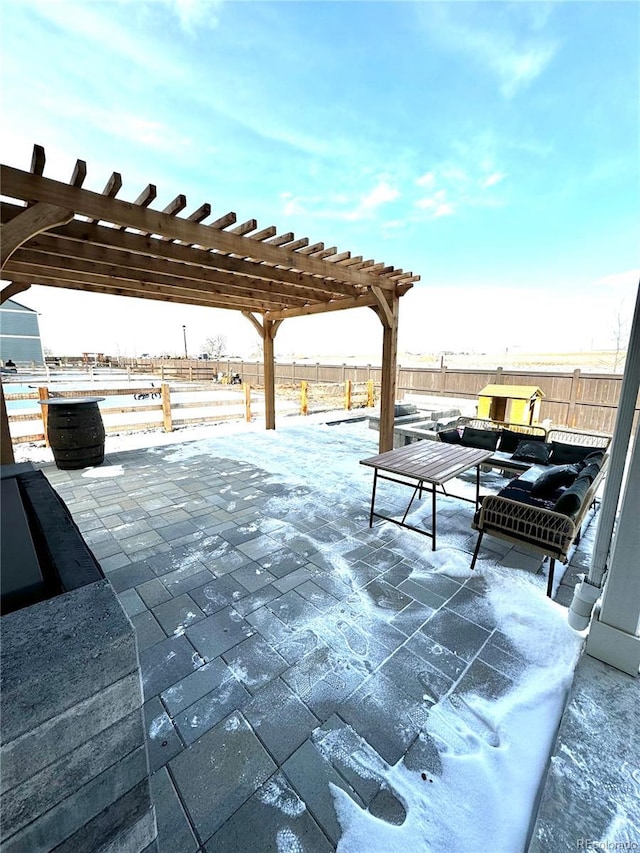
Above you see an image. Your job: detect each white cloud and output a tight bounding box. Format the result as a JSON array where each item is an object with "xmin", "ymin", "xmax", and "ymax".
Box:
[
  {"xmin": 359, "ymin": 180, "xmax": 400, "ymax": 212},
  {"xmin": 163, "ymin": 0, "xmax": 223, "ymax": 34},
  {"xmin": 420, "ymin": 5, "xmax": 557, "ymax": 99},
  {"xmin": 416, "ymin": 171, "xmax": 436, "ymax": 187},
  {"xmin": 411, "ymin": 157, "xmax": 506, "ymax": 221},
  {"xmin": 495, "ymin": 43, "xmax": 557, "ymax": 99},
  {"xmin": 280, "ymin": 179, "xmax": 401, "ymax": 224},
  {"xmin": 482, "ymin": 172, "xmax": 507, "ymax": 189}
]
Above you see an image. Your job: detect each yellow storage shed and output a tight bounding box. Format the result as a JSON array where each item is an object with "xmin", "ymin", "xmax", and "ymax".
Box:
[{"xmin": 477, "ymin": 384, "xmax": 544, "ymax": 425}]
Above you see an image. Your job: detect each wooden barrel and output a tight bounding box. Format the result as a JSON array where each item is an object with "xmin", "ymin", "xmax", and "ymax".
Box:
[{"xmin": 42, "ymin": 398, "xmax": 106, "ymax": 470}]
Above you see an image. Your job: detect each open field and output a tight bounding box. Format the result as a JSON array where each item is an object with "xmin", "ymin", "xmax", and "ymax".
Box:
[{"xmin": 292, "ymin": 350, "xmax": 627, "ymax": 374}]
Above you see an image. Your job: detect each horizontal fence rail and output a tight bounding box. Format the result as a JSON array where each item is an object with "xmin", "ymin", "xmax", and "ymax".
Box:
[
  {"xmin": 4, "ymin": 379, "xmax": 376, "ymax": 445},
  {"xmin": 117, "ymin": 358, "xmax": 635, "ymax": 434},
  {"xmin": 4, "ymin": 358, "xmax": 636, "ymax": 444}
]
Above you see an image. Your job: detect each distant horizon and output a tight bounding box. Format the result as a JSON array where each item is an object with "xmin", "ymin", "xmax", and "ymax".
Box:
[{"xmin": 1, "ymin": 1, "xmax": 638, "ymax": 359}]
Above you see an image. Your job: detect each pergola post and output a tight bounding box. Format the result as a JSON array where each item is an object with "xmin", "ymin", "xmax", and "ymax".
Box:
[
  {"xmin": 0, "ymin": 383, "xmax": 14, "ymax": 465},
  {"xmin": 371, "ymin": 288, "xmax": 399, "ymax": 453},
  {"xmin": 263, "ymin": 319, "xmax": 279, "ymax": 430},
  {"xmin": 242, "ymin": 312, "xmax": 282, "ymax": 432},
  {"xmin": 0, "ymin": 198, "xmax": 73, "ymax": 466}
]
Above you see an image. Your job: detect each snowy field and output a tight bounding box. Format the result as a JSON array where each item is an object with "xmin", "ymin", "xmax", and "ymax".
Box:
[{"xmin": 18, "ymin": 413, "xmax": 588, "ymax": 850}]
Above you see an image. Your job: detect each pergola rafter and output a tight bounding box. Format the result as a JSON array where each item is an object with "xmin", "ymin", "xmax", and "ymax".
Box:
[{"xmin": 0, "ymin": 144, "xmax": 420, "ymax": 462}]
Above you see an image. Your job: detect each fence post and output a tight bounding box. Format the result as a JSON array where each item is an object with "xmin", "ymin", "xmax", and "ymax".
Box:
[
  {"xmin": 345, "ymin": 380, "xmax": 352, "ymax": 410},
  {"xmin": 161, "ymin": 365, "xmax": 165, "ymax": 381},
  {"xmin": 567, "ymin": 368, "xmax": 581, "ymax": 427},
  {"xmin": 292, "ymin": 361, "xmax": 296, "ymax": 384},
  {"xmin": 301, "ymin": 381, "xmax": 308, "ymax": 415},
  {"xmin": 161, "ymin": 383, "xmax": 173, "ymax": 432},
  {"xmin": 496, "ymin": 366, "xmax": 503, "ymax": 384},
  {"xmin": 38, "ymin": 386, "xmax": 50, "ymax": 446},
  {"xmin": 439, "ymin": 363, "xmax": 447, "ymax": 392},
  {"xmin": 315, "ymin": 363, "xmax": 320, "ymax": 383},
  {"xmin": 244, "ymin": 383, "xmax": 251, "ymax": 422},
  {"xmin": 367, "ymin": 379, "xmax": 374, "ymax": 408}
]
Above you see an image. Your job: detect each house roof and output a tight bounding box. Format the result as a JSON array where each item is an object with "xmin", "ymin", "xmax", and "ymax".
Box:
[
  {"xmin": 0, "ymin": 298, "xmax": 37, "ymax": 313},
  {"xmin": 478, "ymin": 384, "xmax": 545, "ymax": 400},
  {"xmin": 1, "ymin": 145, "xmax": 418, "ymax": 322}
]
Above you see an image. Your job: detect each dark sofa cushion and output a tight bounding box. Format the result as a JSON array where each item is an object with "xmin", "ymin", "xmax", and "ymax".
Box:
[
  {"xmin": 531, "ymin": 464, "xmax": 581, "ymax": 498},
  {"xmin": 438, "ymin": 428, "xmax": 462, "ymax": 445},
  {"xmin": 512, "ymin": 440, "xmax": 551, "ymax": 465},
  {"xmin": 498, "ymin": 429, "xmax": 545, "ymax": 454},
  {"xmin": 461, "ymin": 427, "xmax": 500, "ymax": 451},
  {"xmin": 549, "ymin": 441, "xmax": 597, "ymax": 465},
  {"xmin": 496, "ymin": 478, "xmax": 560, "ymax": 511},
  {"xmin": 582, "ymin": 450, "xmax": 606, "ymax": 466},
  {"xmin": 577, "ymin": 461, "xmax": 602, "ymax": 484},
  {"xmin": 553, "ymin": 476, "xmax": 592, "ymax": 517}
]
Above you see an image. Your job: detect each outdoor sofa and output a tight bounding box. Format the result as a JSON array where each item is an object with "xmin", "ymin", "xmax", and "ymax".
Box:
[{"xmin": 436, "ymin": 419, "xmax": 611, "ymax": 596}]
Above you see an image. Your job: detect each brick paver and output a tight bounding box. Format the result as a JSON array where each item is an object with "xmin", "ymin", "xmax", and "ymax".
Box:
[{"xmin": 40, "ymin": 433, "xmax": 598, "ymax": 851}]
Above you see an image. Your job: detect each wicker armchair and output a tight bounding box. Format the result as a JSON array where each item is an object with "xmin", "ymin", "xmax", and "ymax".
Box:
[{"xmin": 470, "ymin": 454, "xmax": 608, "ymax": 597}]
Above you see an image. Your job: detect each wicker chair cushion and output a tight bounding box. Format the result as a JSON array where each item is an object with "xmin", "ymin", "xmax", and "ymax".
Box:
[
  {"xmin": 438, "ymin": 428, "xmax": 462, "ymax": 444},
  {"xmin": 530, "ymin": 464, "xmax": 581, "ymax": 498},
  {"xmin": 498, "ymin": 428, "xmax": 545, "ymax": 453},
  {"xmin": 553, "ymin": 475, "xmax": 592, "ymax": 517},
  {"xmin": 549, "ymin": 441, "xmax": 597, "ymax": 465},
  {"xmin": 512, "ymin": 440, "xmax": 551, "ymax": 465},
  {"xmin": 577, "ymin": 461, "xmax": 603, "ymax": 484},
  {"xmin": 497, "ymin": 478, "xmax": 560, "ymax": 510},
  {"xmin": 461, "ymin": 427, "xmax": 500, "ymax": 451}
]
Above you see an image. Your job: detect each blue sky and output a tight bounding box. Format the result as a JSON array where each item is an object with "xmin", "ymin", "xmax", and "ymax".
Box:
[{"xmin": 1, "ymin": 0, "xmax": 638, "ymax": 359}]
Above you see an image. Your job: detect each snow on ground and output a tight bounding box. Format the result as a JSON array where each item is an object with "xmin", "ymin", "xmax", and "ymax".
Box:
[
  {"xmin": 16, "ymin": 411, "xmax": 587, "ymax": 851},
  {"xmin": 329, "ymin": 579, "xmax": 582, "ymax": 853}
]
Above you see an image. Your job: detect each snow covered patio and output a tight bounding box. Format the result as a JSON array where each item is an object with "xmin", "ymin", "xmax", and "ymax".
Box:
[{"xmin": 37, "ymin": 416, "xmax": 633, "ymax": 851}]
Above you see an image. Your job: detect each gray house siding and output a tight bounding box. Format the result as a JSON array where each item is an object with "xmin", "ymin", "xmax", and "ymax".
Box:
[{"xmin": 0, "ymin": 299, "xmax": 44, "ymax": 365}]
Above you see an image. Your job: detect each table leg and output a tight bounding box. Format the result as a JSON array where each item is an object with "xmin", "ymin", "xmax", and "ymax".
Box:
[
  {"xmin": 401, "ymin": 483, "xmax": 421, "ymax": 524},
  {"xmin": 432, "ymin": 483, "xmax": 437, "ymax": 550},
  {"xmin": 369, "ymin": 469, "xmax": 378, "ymax": 527}
]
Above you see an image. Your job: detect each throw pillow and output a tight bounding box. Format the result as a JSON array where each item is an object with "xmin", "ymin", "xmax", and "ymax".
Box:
[
  {"xmin": 512, "ymin": 440, "xmax": 551, "ymax": 464},
  {"xmin": 531, "ymin": 464, "xmax": 580, "ymax": 498},
  {"xmin": 549, "ymin": 441, "xmax": 597, "ymax": 465},
  {"xmin": 438, "ymin": 428, "xmax": 462, "ymax": 445},
  {"xmin": 553, "ymin": 476, "xmax": 592, "ymax": 517},
  {"xmin": 498, "ymin": 428, "xmax": 545, "ymax": 454},
  {"xmin": 582, "ymin": 450, "xmax": 606, "ymax": 466},
  {"xmin": 460, "ymin": 426, "xmax": 500, "ymax": 451},
  {"xmin": 576, "ymin": 461, "xmax": 601, "ymax": 484}
]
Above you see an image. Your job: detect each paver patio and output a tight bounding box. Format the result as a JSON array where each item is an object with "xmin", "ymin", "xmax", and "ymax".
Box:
[{"xmin": 38, "ymin": 421, "xmax": 599, "ymax": 852}]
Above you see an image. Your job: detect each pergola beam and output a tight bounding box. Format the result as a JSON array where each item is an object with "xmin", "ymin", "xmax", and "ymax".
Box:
[
  {"xmin": 0, "ymin": 202, "xmax": 74, "ymax": 270},
  {"xmin": 0, "ymin": 204, "xmax": 362, "ymax": 299},
  {"xmin": 4, "ymin": 275, "xmax": 268, "ymax": 313},
  {"xmin": 0, "ymin": 147, "xmax": 419, "ymax": 453},
  {"xmin": 7, "ymin": 247, "xmax": 340, "ymax": 307},
  {"xmin": 1, "ymin": 166, "xmax": 398, "ymax": 290},
  {"xmin": 264, "ymin": 294, "xmax": 379, "ymax": 320}
]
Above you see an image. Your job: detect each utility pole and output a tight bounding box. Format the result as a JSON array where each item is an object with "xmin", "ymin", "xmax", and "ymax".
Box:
[{"xmin": 182, "ymin": 325, "xmax": 188, "ymax": 359}]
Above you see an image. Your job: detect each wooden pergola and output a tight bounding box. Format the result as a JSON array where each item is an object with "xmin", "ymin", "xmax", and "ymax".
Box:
[{"xmin": 0, "ymin": 145, "xmax": 419, "ymax": 463}]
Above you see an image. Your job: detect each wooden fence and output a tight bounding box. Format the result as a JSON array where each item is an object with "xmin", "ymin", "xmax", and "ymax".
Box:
[
  {"xmin": 117, "ymin": 358, "xmax": 635, "ymax": 434},
  {"xmin": 5, "ymin": 380, "xmax": 376, "ymax": 444}
]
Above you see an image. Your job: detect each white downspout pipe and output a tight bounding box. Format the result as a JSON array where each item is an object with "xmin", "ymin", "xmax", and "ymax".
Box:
[
  {"xmin": 568, "ymin": 281, "xmax": 640, "ymax": 631},
  {"xmin": 585, "ymin": 416, "xmax": 640, "ymax": 675}
]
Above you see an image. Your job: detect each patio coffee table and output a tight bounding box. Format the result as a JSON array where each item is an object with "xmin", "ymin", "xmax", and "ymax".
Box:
[{"xmin": 360, "ymin": 442, "xmax": 494, "ymax": 550}]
